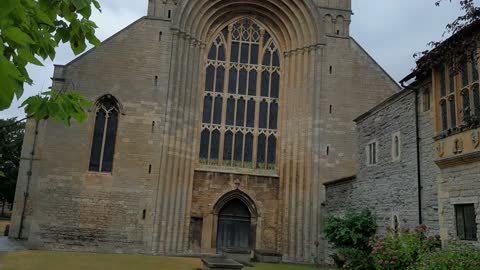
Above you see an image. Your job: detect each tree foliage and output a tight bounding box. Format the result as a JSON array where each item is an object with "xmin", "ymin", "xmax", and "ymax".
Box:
[
  {"xmin": 0, "ymin": 118, "xmax": 25, "ymax": 208},
  {"xmin": 0, "ymin": 0, "xmax": 100, "ymax": 123},
  {"xmin": 414, "ymin": 0, "xmax": 480, "ymax": 75}
]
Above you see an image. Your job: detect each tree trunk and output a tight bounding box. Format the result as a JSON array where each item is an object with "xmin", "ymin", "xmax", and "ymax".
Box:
[{"xmin": 1, "ymin": 198, "xmax": 5, "ymax": 217}]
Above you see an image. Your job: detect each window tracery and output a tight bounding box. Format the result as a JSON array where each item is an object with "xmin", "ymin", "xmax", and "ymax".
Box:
[
  {"xmin": 89, "ymin": 95, "xmax": 120, "ymax": 173},
  {"xmin": 199, "ymin": 18, "xmax": 280, "ymax": 171}
]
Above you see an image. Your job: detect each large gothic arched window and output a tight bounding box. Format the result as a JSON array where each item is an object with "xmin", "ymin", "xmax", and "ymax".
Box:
[
  {"xmin": 89, "ymin": 95, "xmax": 120, "ymax": 173},
  {"xmin": 199, "ymin": 18, "xmax": 280, "ymax": 171}
]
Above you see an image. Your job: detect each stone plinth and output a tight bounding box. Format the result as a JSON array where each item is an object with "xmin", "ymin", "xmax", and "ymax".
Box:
[{"xmin": 202, "ymin": 257, "xmax": 244, "ymax": 270}]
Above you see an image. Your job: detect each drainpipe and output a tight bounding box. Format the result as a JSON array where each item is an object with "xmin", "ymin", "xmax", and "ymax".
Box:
[
  {"xmin": 402, "ymin": 79, "xmax": 423, "ymax": 225},
  {"xmin": 18, "ymin": 119, "xmax": 39, "ymax": 239},
  {"xmin": 414, "ymin": 90, "xmax": 423, "ymax": 225}
]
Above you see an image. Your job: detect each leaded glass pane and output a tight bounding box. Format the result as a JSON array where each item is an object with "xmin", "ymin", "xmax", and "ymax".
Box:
[
  {"xmin": 89, "ymin": 110, "xmax": 106, "ymax": 172},
  {"xmin": 271, "ymin": 72, "xmax": 280, "ymax": 98},
  {"xmin": 213, "ymin": 96, "xmax": 223, "ymax": 124},
  {"xmin": 272, "ymin": 51, "xmax": 280, "ymax": 67},
  {"xmin": 462, "ymin": 62, "xmax": 469, "ymax": 87},
  {"xmin": 246, "ymin": 99, "xmax": 255, "ymax": 128},
  {"xmin": 234, "ymin": 132, "xmax": 244, "ymax": 162},
  {"xmin": 210, "ymin": 130, "xmax": 220, "ymax": 161},
  {"xmin": 200, "ymin": 130, "xmax": 210, "ymax": 160},
  {"xmin": 450, "ymin": 98, "xmax": 457, "ymax": 128},
  {"xmin": 261, "ymin": 71, "xmax": 269, "ymax": 97},
  {"xmin": 238, "ymin": 69, "xmax": 247, "ymax": 95},
  {"xmin": 216, "ymin": 66, "xmax": 225, "ymax": 92},
  {"xmin": 202, "ymin": 95, "xmax": 213, "ymax": 124},
  {"xmin": 226, "ymin": 97, "xmax": 235, "ymax": 126},
  {"xmin": 263, "ymin": 51, "xmax": 271, "ymax": 66},
  {"xmin": 224, "ymin": 131, "xmax": 234, "ymax": 162},
  {"xmin": 101, "ymin": 111, "xmax": 118, "ymax": 173},
  {"xmin": 259, "ymin": 100, "xmax": 268, "ymax": 129},
  {"xmin": 440, "ymin": 66, "xmax": 446, "ymax": 97},
  {"xmin": 244, "ymin": 133, "xmax": 254, "ymax": 163},
  {"xmin": 267, "ymin": 135, "xmax": 277, "ymax": 165},
  {"xmin": 241, "ymin": 43, "xmax": 249, "ymax": 64},
  {"xmin": 250, "ymin": 44, "xmax": 259, "ymax": 65},
  {"xmin": 208, "ymin": 45, "xmax": 216, "ymax": 60},
  {"xmin": 441, "ymin": 101, "xmax": 448, "ymax": 131},
  {"xmin": 206, "ymin": 65, "xmax": 215, "ymax": 92},
  {"xmin": 228, "ymin": 68, "xmax": 237, "ymax": 94},
  {"xmin": 449, "ymin": 67, "xmax": 456, "ymax": 93},
  {"xmin": 462, "ymin": 90, "xmax": 471, "ymax": 117},
  {"xmin": 269, "ymin": 102, "xmax": 278, "ymax": 130},
  {"xmin": 248, "ymin": 70, "xmax": 257, "ymax": 96},
  {"xmin": 473, "ymin": 85, "xmax": 480, "ymax": 114},
  {"xmin": 218, "ymin": 45, "xmax": 226, "ymax": 61},
  {"xmin": 236, "ymin": 98, "xmax": 245, "ymax": 126},
  {"xmin": 231, "ymin": 42, "xmax": 239, "ymax": 63},
  {"xmin": 257, "ymin": 134, "xmax": 266, "ymax": 167}
]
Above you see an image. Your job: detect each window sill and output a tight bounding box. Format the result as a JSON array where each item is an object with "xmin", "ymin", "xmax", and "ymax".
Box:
[
  {"xmin": 195, "ymin": 166, "xmax": 279, "ymax": 178},
  {"xmin": 434, "ymin": 124, "xmax": 480, "ymax": 141},
  {"xmin": 86, "ymin": 171, "xmax": 113, "ymax": 176}
]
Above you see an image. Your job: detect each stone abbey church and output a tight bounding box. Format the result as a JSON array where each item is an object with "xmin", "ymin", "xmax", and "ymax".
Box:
[{"xmin": 10, "ymin": 0, "xmax": 401, "ymax": 263}]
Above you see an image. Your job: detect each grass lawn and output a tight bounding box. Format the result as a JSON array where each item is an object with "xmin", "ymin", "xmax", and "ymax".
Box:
[
  {"xmin": 0, "ymin": 220, "xmax": 9, "ymax": 235},
  {"xmin": 0, "ymin": 251, "xmax": 335, "ymax": 270}
]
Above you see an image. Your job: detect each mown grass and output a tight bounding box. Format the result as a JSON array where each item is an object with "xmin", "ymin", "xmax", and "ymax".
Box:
[{"xmin": 0, "ymin": 251, "xmax": 335, "ymax": 270}]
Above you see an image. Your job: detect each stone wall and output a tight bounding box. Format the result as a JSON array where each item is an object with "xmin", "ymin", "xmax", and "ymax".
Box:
[
  {"xmin": 325, "ymin": 84, "xmax": 440, "ymax": 236},
  {"xmin": 438, "ymin": 162, "xmax": 480, "ymax": 248},
  {"xmin": 191, "ymin": 171, "xmax": 280, "ymax": 253}
]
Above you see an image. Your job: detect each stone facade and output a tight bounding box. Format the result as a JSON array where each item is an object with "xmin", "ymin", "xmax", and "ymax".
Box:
[
  {"xmin": 9, "ymin": 0, "xmax": 399, "ymax": 263},
  {"xmin": 325, "ymin": 81, "xmax": 440, "ymax": 236}
]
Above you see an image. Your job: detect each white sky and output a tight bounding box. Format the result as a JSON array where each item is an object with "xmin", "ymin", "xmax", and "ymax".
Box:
[{"xmin": 0, "ymin": 0, "xmax": 467, "ymax": 119}]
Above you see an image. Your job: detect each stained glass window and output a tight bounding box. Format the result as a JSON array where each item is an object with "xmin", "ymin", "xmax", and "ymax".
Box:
[
  {"xmin": 199, "ymin": 18, "xmax": 280, "ymax": 170},
  {"xmin": 89, "ymin": 95, "xmax": 120, "ymax": 173}
]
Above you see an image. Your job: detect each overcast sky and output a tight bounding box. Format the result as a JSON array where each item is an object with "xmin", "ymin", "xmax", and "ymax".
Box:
[{"xmin": 0, "ymin": 0, "xmax": 468, "ymax": 119}]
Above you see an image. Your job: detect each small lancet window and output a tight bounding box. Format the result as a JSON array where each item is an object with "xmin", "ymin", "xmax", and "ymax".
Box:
[
  {"xmin": 167, "ymin": 10, "xmax": 171, "ymax": 19},
  {"xmin": 159, "ymin": 32, "xmax": 163, "ymax": 41},
  {"xmin": 89, "ymin": 95, "xmax": 120, "ymax": 173}
]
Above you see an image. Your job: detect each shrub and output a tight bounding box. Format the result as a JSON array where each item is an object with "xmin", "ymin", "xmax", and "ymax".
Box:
[
  {"xmin": 323, "ymin": 209, "xmax": 377, "ymax": 269},
  {"xmin": 371, "ymin": 225, "xmax": 441, "ymax": 270},
  {"xmin": 324, "ymin": 209, "xmax": 377, "ymax": 251},
  {"xmin": 338, "ymin": 248, "xmax": 375, "ymax": 270},
  {"xmin": 412, "ymin": 242, "xmax": 480, "ymax": 270}
]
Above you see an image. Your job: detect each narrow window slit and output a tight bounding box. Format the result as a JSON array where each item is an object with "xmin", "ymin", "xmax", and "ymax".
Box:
[
  {"xmin": 154, "ymin": 76, "xmax": 158, "ymax": 86},
  {"xmin": 167, "ymin": 10, "xmax": 171, "ymax": 19},
  {"xmin": 148, "ymin": 164, "xmax": 152, "ymax": 174},
  {"xmin": 159, "ymin": 31, "xmax": 163, "ymax": 41},
  {"xmin": 152, "ymin": 121, "xmax": 155, "ymax": 133},
  {"xmin": 142, "ymin": 209, "xmax": 146, "ymax": 220},
  {"xmin": 329, "ymin": 66, "xmax": 333, "ymax": 74},
  {"xmin": 329, "ymin": 105, "xmax": 333, "ymax": 114}
]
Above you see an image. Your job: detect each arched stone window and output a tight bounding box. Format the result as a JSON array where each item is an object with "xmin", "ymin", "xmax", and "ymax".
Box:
[
  {"xmin": 89, "ymin": 95, "xmax": 120, "ymax": 173},
  {"xmin": 200, "ymin": 18, "xmax": 280, "ymax": 171}
]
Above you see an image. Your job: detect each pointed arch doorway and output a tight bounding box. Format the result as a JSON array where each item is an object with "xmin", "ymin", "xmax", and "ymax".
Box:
[{"xmin": 214, "ymin": 191, "xmax": 258, "ymax": 252}]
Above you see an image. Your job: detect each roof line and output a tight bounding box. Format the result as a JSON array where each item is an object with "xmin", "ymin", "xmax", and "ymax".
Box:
[
  {"xmin": 354, "ymin": 87, "xmax": 414, "ymax": 123},
  {"xmin": 61, "ymin": 16, "xmax": 148, "ymax": 68},
  {"xmin": 350, "ymin": 37, "xmax": 402, "ymax": 90},
  {"xmin": 323, "ymin": 175, "xmax": 356, "ymax": 186}
]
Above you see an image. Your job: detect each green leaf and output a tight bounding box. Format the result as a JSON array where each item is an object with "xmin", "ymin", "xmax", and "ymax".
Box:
[
  {"xmin": 71, "ymin": 0, "xmax": 90, "ymax": 11},
  {"xmin": 0, "ymin": 171, "xmax": 5, "ymax": 178},
  {"xmin": 3, "ymin": 27, "xmax": 34, "ymax": 45},
  {"xmin": 0, "ymin": 0, "xmax": 20, "ymax": 17},
  {"xmin": 18, "ymin": 49, "xmax": 43, "ymax": 66},
  {"xmin": 36, "ymin": 8, "xmax": 55, "ymax": 27}
]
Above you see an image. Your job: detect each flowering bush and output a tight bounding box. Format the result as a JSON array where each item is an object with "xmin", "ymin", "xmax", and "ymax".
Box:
[
  {"xmin": 371, "ymin": 225, "xmax": 441, "ymax": 270},
  {"xmin": 412, "ymin": 242, "xmax": 480, "ymax": 270}
]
